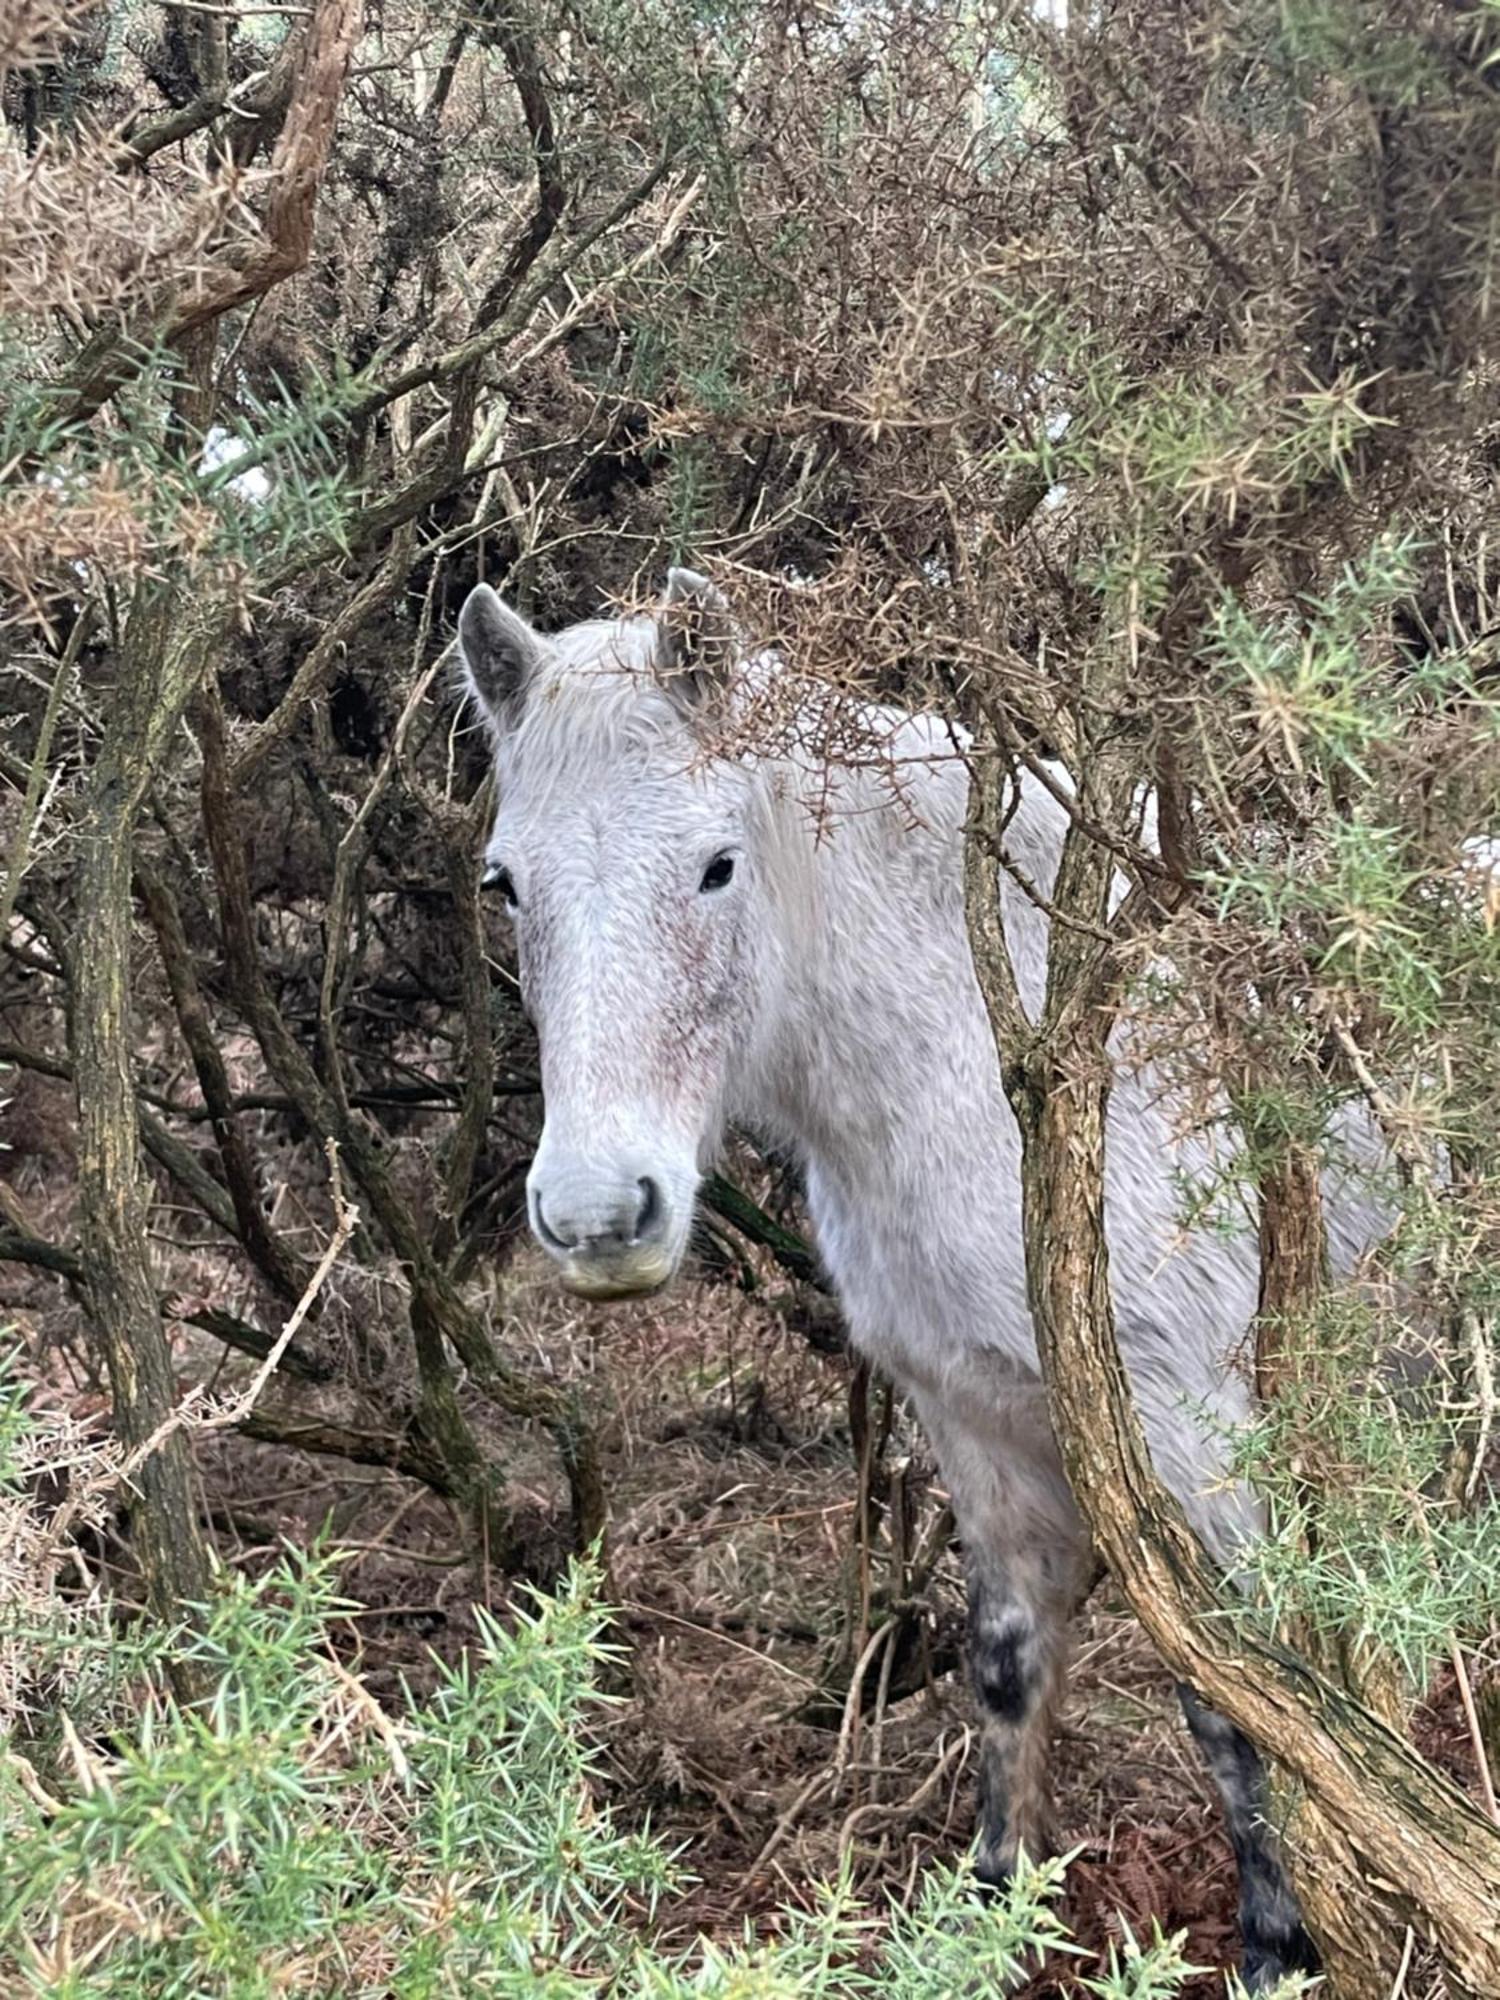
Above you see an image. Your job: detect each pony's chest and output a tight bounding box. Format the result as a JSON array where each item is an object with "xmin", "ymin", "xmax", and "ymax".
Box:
[{"xmin": 800, "ymin": 1152, "xmax": 1038, "ymax": 1385}]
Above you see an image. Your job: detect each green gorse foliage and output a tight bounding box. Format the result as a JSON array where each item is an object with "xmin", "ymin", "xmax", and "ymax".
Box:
[
  {"xmin": 1150, "ymin": 535, "xmax": 1500, "ymax": 1692},
  {"xmin": 0, "ymin": 1369, "xmax": 1310, "ymax": 1999}
]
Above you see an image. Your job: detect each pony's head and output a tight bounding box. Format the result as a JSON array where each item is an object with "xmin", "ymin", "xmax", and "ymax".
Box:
[{"xmin": 459, "ymin": 570, "xmax": 778, "ymax": 1299}]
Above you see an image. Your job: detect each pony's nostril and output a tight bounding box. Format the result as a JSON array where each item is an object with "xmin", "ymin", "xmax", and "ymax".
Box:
[
  {"xmin": 634, "ymin": 1177, "xmax": 663, "ymax": 1242},
  {"xmin": 532, "ymin": 1189, "xmax": 573, "ymax": 1254},
  {"xmin": 532, "ymin": 1178, "xmax": 664, "ymax": 1255}
]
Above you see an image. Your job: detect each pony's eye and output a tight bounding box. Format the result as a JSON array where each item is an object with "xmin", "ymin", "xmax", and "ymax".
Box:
[
  {"xmin": 482, "ymin": 863, "xmax": 517, "ymax": 907},
  {"xmin": 700, "ymin": 853, "xmax": 736, "ymax": 893}
]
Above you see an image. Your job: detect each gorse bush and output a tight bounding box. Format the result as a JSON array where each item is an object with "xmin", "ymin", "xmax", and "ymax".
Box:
[
  {"xmin": 1132, "ymin": 536, "xmax": 1500, "ymax": 1701},
  {"xmin": 0, "ymin": 1348, "xmax": 167, "ymax": 1747},
  {"xmin": 0, "ymin": 1370, "xmax": 1310, "ymax": 2000},
  {"xmin": 0, "ymin": 1559, "xmax": 1293, "ymax": 1998},
  {"xmin": 2, "ymin": 1550, "xmax": 672, "ymax": 1995}
]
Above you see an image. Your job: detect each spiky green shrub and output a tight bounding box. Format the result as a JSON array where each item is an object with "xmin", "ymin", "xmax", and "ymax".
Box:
[{"xmin": 0, "ymin": 1369, "xmax": 1312, "ymax": 2000}]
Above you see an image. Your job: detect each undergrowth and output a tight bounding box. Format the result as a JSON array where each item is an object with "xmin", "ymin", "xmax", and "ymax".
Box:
[{"xmin": 0, "ymin": 1359, "xmax": 1310, "ymax": 1999}]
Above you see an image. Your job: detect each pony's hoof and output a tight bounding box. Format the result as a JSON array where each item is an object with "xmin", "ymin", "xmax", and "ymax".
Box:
[
  {"xmin": 1241, "ymin": 1923, "xmax": 1321, "ymax": 1991},
  {"xmin": 972, "ymin": 1851, "xmax": 1016, "ymax": 1902},
  {"xmin": 971, "ymin": 1841, "xmax": 1055, "ymax": 1905}
]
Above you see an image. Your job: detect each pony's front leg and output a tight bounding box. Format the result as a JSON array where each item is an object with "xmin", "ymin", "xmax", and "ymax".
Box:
[
  {"xmin": 912, "ymin": 1378, "xmax": 1091, "ymax": 1890},
  {"xmin": 967, "ymin": 1552, "xmax": 1073, "ymax": 1886}
]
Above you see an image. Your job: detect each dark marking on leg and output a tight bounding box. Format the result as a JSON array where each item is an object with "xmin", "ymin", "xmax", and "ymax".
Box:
[
  {"xmin": 1178, "ymin": 1684, "xmax": 1321, "ymax": 1989},
  {"xmin": 972, "ymin": 1616, "xmax": 1032, "ymax": 1722},
  {"xmin": 968, "ymin": 1570, "xmax": 1058, "ymax": 1892}
]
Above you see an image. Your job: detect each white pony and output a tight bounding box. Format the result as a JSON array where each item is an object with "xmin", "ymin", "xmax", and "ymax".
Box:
[{"xmin": 457, "ymin": 567, "xmax": 1372, "ymax": 1986}]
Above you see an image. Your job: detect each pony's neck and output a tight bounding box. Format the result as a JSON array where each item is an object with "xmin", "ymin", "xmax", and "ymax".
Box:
[{"xmin": 732, "ymin": 687, "xmax": 1059, "ymax": 1179}]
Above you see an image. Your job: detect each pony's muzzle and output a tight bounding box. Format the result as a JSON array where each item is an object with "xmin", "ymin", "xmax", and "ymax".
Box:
[{"xmin": 527, "ymin": 1162, "xmax": 677, "ymax": 1299}]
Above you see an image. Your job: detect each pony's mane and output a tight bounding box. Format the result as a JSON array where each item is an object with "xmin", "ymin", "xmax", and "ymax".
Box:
[{"xmin": 503, "ymin": 613, "xmax": 691, "ymax": 774}]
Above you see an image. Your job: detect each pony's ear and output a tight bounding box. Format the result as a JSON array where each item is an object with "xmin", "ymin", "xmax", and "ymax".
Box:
[
  {"xmin": 458, "ymin": 583, "xmax": 540, "ymax": 731},
  {"xmin": 658, "ymin": 566, "xmax": 734, "ymax": 711}
]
